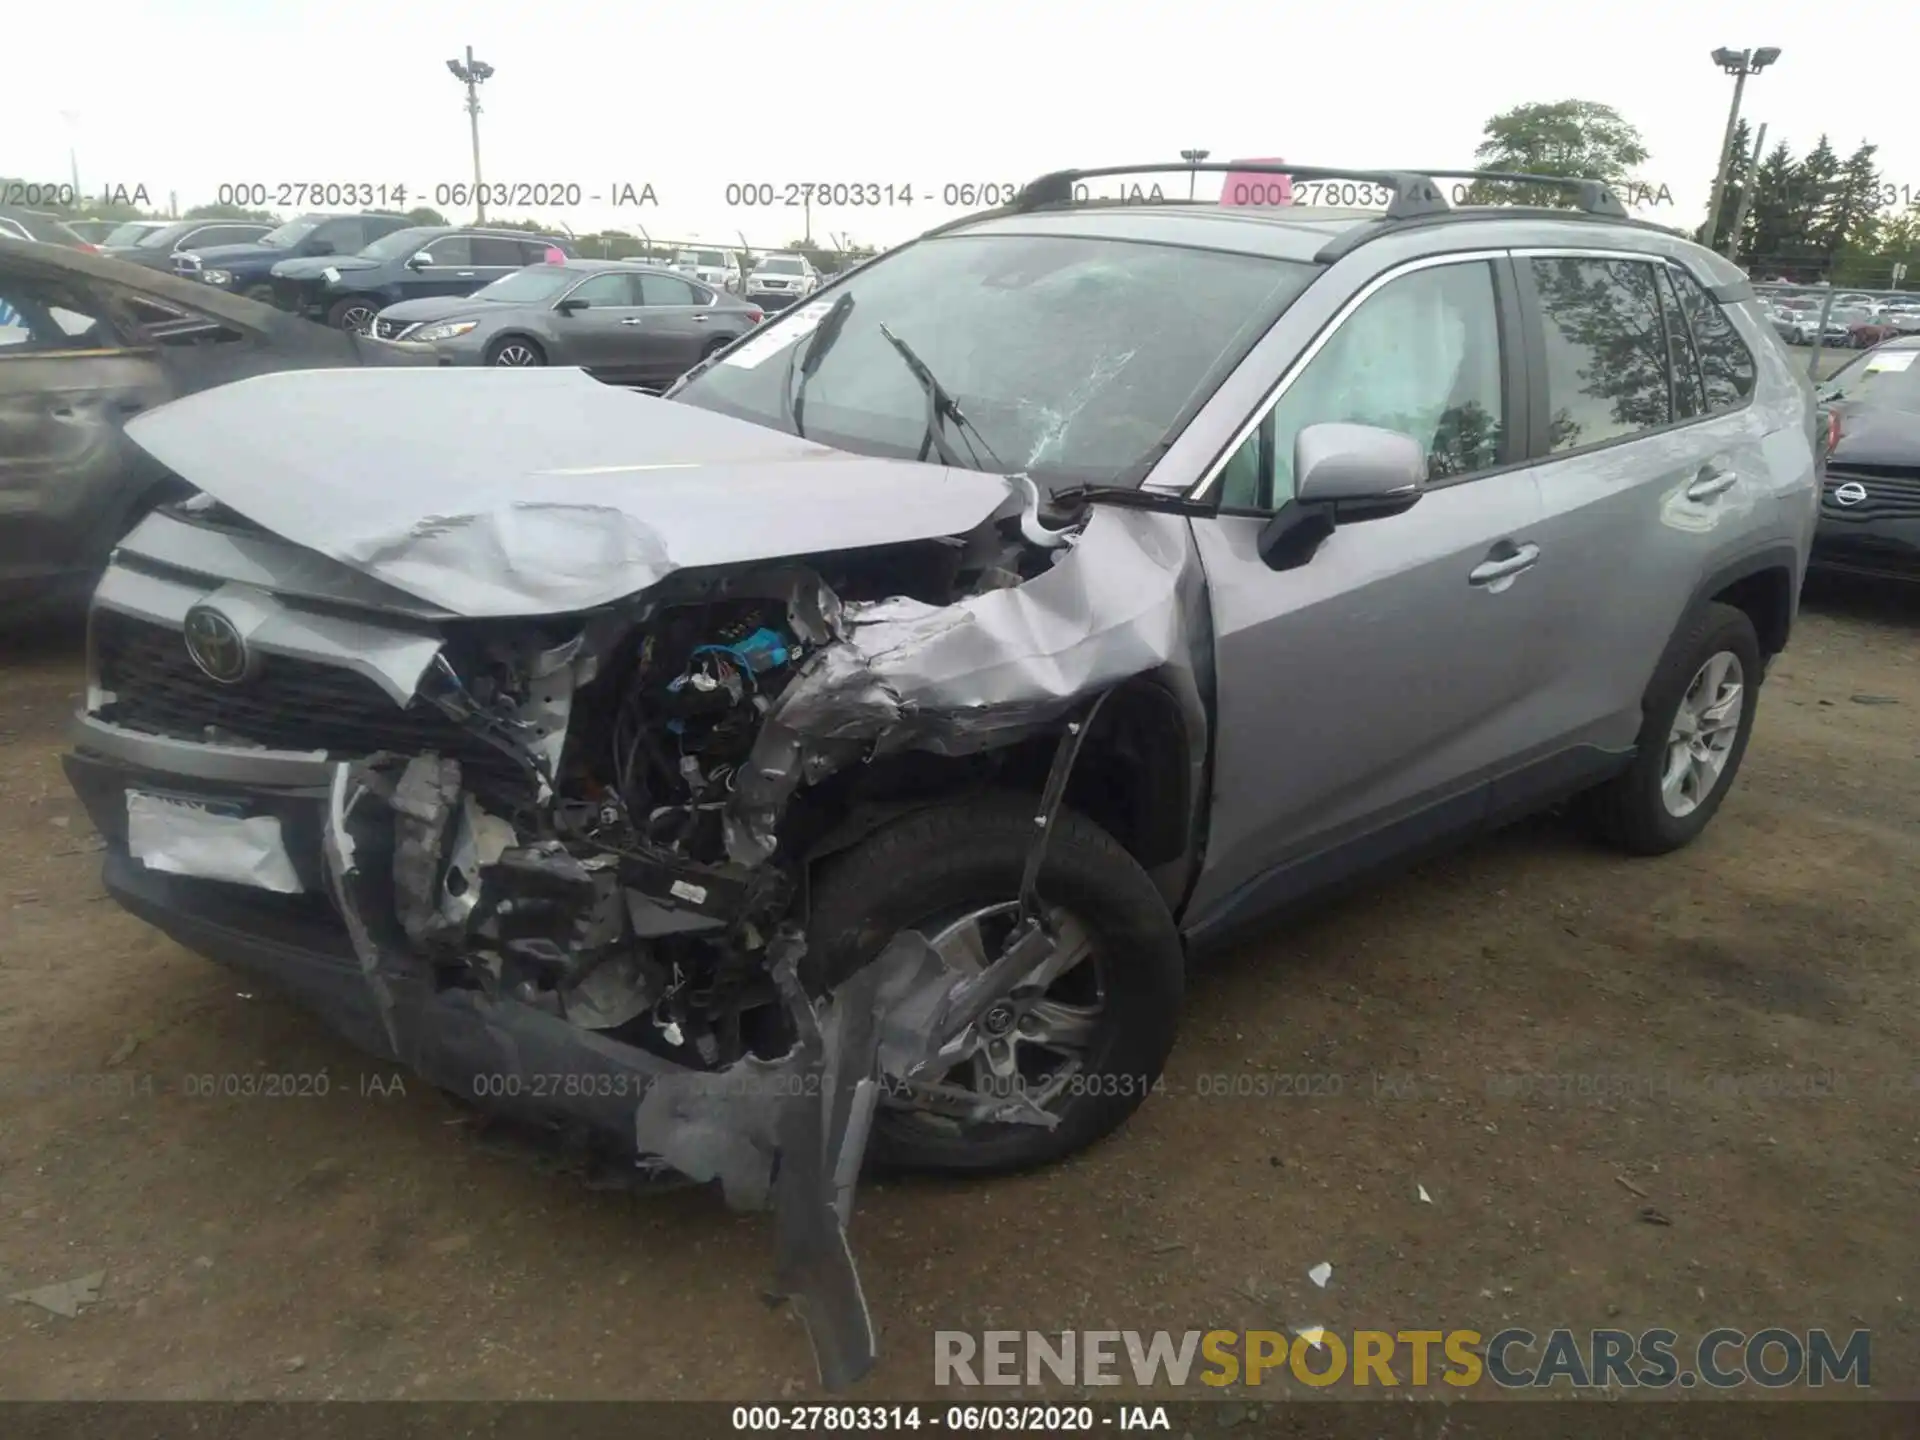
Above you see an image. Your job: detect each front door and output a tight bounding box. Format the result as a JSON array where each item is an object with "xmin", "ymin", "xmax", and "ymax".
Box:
[{"xmin": 1182, "ymin": 255, "xmax": 1554, "ymax": 932}]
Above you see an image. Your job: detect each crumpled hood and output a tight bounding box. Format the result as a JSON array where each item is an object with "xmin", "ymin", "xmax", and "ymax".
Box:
[{"xmin": 122, "ymin": 367, "xmax": 1020, "ymax": 618}]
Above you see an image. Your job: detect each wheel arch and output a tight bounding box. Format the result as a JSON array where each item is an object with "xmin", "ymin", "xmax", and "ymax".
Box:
[{"xmin": 1687, "ymin": 543, "xmax": 1800, "ymax": 664}]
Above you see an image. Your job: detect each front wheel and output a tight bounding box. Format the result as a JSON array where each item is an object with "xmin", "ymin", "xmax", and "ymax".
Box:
[
  {"xmin": 807, "ymin": 795, "xmax": 1184, "ymax": 1175},
  {"xmin": 1580, "ymin": 602, "xmax": 1761, "ymax": 855},
  {"xmin": 487, "ymin": 337, "xmax": 546, "ymax": 366}
]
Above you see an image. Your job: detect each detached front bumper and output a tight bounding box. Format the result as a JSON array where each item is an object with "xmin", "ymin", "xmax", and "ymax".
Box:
[{"xmin": 62, "ymin": 712, "xmax": 889, "ymax": 1389}]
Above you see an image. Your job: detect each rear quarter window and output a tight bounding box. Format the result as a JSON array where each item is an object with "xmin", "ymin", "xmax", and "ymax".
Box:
[{"xmin": 1669, "ymin": 268, "xmax": 1757, "ymax": 411}]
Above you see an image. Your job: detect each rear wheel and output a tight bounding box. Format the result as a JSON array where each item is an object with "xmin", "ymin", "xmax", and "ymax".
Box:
[
  {"xmin": 806, "ymin": 795, "xmax": 1184, "ymax": 1174},
  {"xmin": 1580, "ymin": 602, "xmax": 1761, "ymax": 855},
  {"xmin": 700, "ymin": 336, "xmax": 733, "ymax": 360},
  {"xmin": 487, "ymin": 336, "xmax": 546, "ymax": 366}
]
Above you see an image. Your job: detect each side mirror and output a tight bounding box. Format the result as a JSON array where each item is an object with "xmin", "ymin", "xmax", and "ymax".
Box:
[
  {"xmin": 1257, "ymin": 422, "xmax": 1427, "ymax": 570},
  {"xmin": 405, "ymin": 252, "xmax": 433, "ymax": 270},
  {"xmin": 555, "ymin": 296, "xmax": 588, "ymax": 315}
]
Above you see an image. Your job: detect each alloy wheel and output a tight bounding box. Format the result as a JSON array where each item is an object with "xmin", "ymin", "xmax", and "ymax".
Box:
[
  {"xmin": 1660, "ymin": 650, "xmax": 1745, "ymax": 818},
  {"xmin": 890, "ymin": 902, "xmax": 1107, "ymax": 1125},
  {"xmin": 492, "ymin": 342, "xmax": 541, "ymax": 366}
]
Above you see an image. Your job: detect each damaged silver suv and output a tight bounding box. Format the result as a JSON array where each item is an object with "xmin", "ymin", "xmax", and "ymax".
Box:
[{"xmin": 63, "ymin": 164, "xmax": 1818, "ymax": 1387}]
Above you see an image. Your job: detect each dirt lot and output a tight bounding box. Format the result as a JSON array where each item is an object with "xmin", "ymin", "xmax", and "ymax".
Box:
[{"xmin": 0, "ymin": 578, "xmax": 1914, "ymax": 1402}]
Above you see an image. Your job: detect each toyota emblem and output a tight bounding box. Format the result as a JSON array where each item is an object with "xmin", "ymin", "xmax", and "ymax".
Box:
[
  {"xmin": 1832, "ymin": 481, "xmax": 1868, "ymax": 507},
  {"xmin": 183, "ymin": 605, "xmax": 254, "ymax": 684}
]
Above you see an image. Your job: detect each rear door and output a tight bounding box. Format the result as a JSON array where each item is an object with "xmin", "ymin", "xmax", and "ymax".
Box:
[
  {"xmin": 635, "ymin": 272, "xmax": 718, "ymax": 383},
  {"xmin": 1508, "ymin": 251, "xmax": 1769, "ymax": 772},
  {"xmin": 1184, "ymin": 254, "xmax": 1553, "ymax": 929}
]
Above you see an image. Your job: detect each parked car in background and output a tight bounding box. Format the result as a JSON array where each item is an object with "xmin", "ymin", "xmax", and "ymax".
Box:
[
  {"xmin": 1812, "ymin": 335, "xmax": 1920, "ymax": 583},
  {"xmin": 369, "ymin": 259, "xmax": 761, "ymax": 387},
  {"xmin": 0, "ymin": 234, "xmax": 434, "ymax": 624},
  {"xmin": 106, "ymin": 218, "xmax": 274, "ymax": 273},
  {"xmin": 744, "ymin": 252, "xmax": 819, "ymax": 311},
  {"xmin": 1847, "ymin": 315, "xmax": 1908, "ymax": 348},
  {"xmin": 0, "ymin": 207, "xmax": 96, "ymax": 249},
  {"xmin": 271, "ymin": 226, "xmax": 575, "ymax": 332},
  {"xmin": 177, "ymin": 212, "xmax": 414, "ymax": 303},
  {"xmin": 66, "ymin": 219, "xmax": 127, "ymax": 245},
  {"xmin": 92, "ymin": 219, "xmax": 173, "ymax": 249},
  {"xmin": 673, "ymin": 246, "xmax": 744, "ymax": 294}
]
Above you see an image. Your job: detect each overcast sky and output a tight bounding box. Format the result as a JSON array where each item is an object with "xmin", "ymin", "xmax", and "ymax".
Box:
[{"xmin": 8, "ymin": 0, "xmax": 1912, "ymax": 250}]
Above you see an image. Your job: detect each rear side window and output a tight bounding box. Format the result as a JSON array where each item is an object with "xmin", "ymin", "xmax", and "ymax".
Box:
[
  {"xmin": 1668, "ymin": 267, "xmax": 1757, "ymax": 412},
  {"xmin": 1656, "ymin": 268, "xmax": 1708, "ymax": 420},
  {"xmin": 639, "ymin": 273, "xmax": 702, "ymax": 306},
  {"xmin": 1529, "ymin": 257, "xmax": 1672, "ymax": 453},
  {"xmin": 470, "ymin": 237, "xmax": 527, "ymax": 266},
  {"xmin": 416, "ymin": 236, "xmax": 473, "ymax": 266}
]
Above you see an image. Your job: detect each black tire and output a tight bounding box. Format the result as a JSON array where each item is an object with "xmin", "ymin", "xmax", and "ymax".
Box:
[
  {"xmin": 241, "ymin": 283, "xmax": 276, "ymax": 305},
  {"xmin": 486, "ymin": 335, "xmax": 546, "ymax": 366},
  {"xmin": 326, "ymin": 295, "xmax": 378, "ymax": 332},
  {"xmin": 806, "ymin": 794, "xmax": 1184, "ymax": 1175},
  {"xmin": 1581, "ymin": 602, "xmax": 1761, "ymax": 855},
  {"xmin": 700, "ymin": 335, "xmax": 733, "ymax": 360}
]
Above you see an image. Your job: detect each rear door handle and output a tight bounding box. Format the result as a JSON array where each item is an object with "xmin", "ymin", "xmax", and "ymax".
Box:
[
  {"xmin": 691, "ymin": 313, "xmax": 710, "ymax": 322},
  {"xmin": 620, "ymin": 316, "xmax": 645, "ymax": 326},
  {"xmin": 1468, "ymin": 542, "xmax": 1541, "ymax": 589},
  {"xmin": 1687, "ymin": 465, "xmax": 1738, "ymax": 502},
  {"xmin": 455, "ymin": 271, "xmax": 476, "ymax": 278}
]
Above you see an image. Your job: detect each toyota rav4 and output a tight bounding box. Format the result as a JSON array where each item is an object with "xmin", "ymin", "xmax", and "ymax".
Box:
[{"xmin": 63, "ymin": 164, "xmax": 1819, "ymax": 1389}]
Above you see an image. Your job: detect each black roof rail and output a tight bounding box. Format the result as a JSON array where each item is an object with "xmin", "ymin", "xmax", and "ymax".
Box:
[
  {"xmin": 1311, "ymin": 205, "xmax": 1676, "ymax": 263},
  {"xmin": 1012, "ymin": 163, "xmax": 1451, "ymax": 221},
  {"xmin": 1412, "ymin": 170, "xmax": 1629, "ymax": 218}
]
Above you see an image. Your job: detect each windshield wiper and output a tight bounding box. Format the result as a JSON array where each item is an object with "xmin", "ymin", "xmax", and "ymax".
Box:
[
  {"xmin": 782, "ymin": 291, "xmax": 854, "ymax": 438},
  {"xmin": 1050, "ymin": 483, "xmax": 1219, "ymax": 516},
  {"xmin": 876, "ymin": 323, "xmax": 1003, "ymax": 472}
]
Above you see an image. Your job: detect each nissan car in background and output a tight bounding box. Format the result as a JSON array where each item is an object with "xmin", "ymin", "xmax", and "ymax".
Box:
[
  {"xmin": 369, "ymin": 259, "xmax": 760, "ymax": 386},
  {"xmin": 673, "ymin": 246, "xmax": 744, "ymax": 294},
  {"xmin": 271, "ymin": 226, "xmax": 575, "ymax": 332},
  {"xmin": 177, "ymin": 212, "xmax": 414, "ymax": 303},
  {"xmin": 1812, "ymin": 334, "xmax": 1920, "ymax": 583},
  {"xmin": 744, "ymin": 252, "xmax": 818, "ymax": 311}
]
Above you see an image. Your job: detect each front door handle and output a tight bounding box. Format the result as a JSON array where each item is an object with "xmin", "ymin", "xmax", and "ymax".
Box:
[
  {"xmin": 691, "ymin": 313, "xmax": 710, "ymax": 322},
  {"xmin": 455, "ymin": 271, "xmax": 476, "ymax": 278},
  {"xmin": 1469, "ymin": 542, "xmax": 1541, "ymax": 589},
  {"xmin": 620, "ymin": 316, "xmax": 645, "ymax": 326},
  {"xmin": 1686, "ymin": 465, "xmax": 1738, "ymax": 502}
]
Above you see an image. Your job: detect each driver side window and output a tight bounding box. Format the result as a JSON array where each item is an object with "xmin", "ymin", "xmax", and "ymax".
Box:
[{"xmin": 1219, "ymin": 260, "xmax": 1506, "ymax": 510}]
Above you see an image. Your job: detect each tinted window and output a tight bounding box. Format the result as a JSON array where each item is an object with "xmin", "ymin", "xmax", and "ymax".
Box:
[
  {"xmin": 1656, "ymin": 268, "xmax": 1707, "ymax": 420},
  {"xmin": 1220, "ymin": 260, "xmax": 1506, "ymax": 509},
  {"xmin": 415, "ymin": 236, "xmax": 473, "ymax": 266},
  {"xmin": 1668, "ymin": 267, "xmax": 1757, "ymax": 412},
  {"xmin": 1530, "ymin": 257, "xmax": 1672, "ymax": 453},
  {"xmin": 759, "ymin": 256, "xmax": 805, "ymax": 274},
  {"xmin": 639, "ymin": 273, "xmax": 702, "ymax": 306},
  {"xmin": 514, "ymin": 239, "xmax": 559, "ymax": 264},
  {"xmin": 470, "ymin": 236, "xmax": 528, "ymax": 267},
  {"xmin": 317, "ymin": 218, "xmax": 369, "ymax": 252},
  {"xmin": 567, "ymin": 272, "xmax": 638, "ymax": 306},
  {"xmin": 361, "ymin": 227, "xmax": 443, "ymax": 261},
  {"xmin": 675, "ymin": 233, "xmax": 1317, "ymax": 489}
]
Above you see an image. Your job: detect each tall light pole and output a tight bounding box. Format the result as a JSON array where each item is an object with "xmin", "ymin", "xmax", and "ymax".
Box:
[
  {"xmin": 1723, "ymin": 121, "xmax": 1767, "ymax": 263},
  {"xmin": 1702, "ymin": 47, "xmax": 1780, "ymax": 250},
  {"xmin": 445, "ymin": 47, "xmax": 495, "ymax": 223},
  {"xmin": 1180, "ymin": 148, "xmax": 1210, "ymax": 201}
]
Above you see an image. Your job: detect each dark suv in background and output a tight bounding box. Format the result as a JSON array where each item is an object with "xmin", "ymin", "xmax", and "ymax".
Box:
[
  {"xmin": 177, "ymin": 212, "xmax": 413, "ymax": 303},
  {"xmin": 104, "ymin": 219, "xmax": 274, "ymax": 273},
  {"xmin": 269, "ymin": 226, "xmax": 575, "ymax": 331}
]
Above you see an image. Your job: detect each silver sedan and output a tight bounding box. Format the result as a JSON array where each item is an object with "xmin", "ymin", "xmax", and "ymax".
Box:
[{"xmin": 370, "ymin": 259, "xmax": 763, "ymax": 387}]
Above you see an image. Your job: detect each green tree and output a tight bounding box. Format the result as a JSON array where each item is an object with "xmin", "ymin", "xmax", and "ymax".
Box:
[
  {"xmin": 1743, "ymin": 140, "xmax": 1800, "ymax": 275},
  {"xmin": 481, "ymin": 216, "xmax": 562, "ymax": 234},
  {"xmin": 182, "ymin": 202, "xmax": 279, "ymax": 222},
  {"xmin": 1702, "ymin": 118, "xmax": 1754, "ymax": 251},
  {"xmin": 403, "ymin": 207, "xmax": 448, "ymax": 226},
  {"xmin": 1469, "ymin": 100, "xmax": 1651, "ymax": 208}
]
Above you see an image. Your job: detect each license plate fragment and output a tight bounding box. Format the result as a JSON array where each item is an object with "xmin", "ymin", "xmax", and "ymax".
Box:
[{"xmin": 125, "ymin": 791, "xmax": 304, "ymax": 893}]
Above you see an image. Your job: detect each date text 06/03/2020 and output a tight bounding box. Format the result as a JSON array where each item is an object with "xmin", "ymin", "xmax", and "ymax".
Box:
[{"xmin": 729, "ymin": 1404, "xmax": 1170, "ymax": 1431}]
